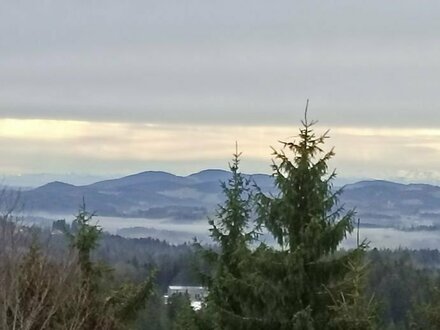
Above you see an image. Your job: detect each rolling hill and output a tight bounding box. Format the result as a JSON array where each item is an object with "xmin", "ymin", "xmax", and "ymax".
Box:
[{"xmin": 18, "ymin": 170, "xmax": 440, "ymax": 228}]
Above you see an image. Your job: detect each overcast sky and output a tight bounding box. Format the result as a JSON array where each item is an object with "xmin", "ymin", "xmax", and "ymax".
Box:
[{"xmin": 1, "ymin": 1, "xmax": 440, "ymax": 184}]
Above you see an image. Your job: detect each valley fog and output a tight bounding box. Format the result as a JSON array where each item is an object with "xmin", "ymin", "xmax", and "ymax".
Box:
[{"xmin": 24, "ymin": 213, "xmax": 440, "ymax": 250}]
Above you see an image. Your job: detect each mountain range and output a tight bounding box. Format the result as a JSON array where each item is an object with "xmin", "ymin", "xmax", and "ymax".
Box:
[{"xmin": 17, "ymin": 170, "xmax": 440, "ymax": 229}]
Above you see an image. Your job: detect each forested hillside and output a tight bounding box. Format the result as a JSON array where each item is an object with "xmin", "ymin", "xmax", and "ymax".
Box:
[{"xmin": 17, "ymin": 172, "xmax": 440, "ymax": 231}]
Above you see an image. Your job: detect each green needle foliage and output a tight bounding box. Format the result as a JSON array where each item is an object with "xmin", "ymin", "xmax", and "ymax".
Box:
[
  {"xmin": 65, "ymin": 202, "xmax": 155, "ymax": 329},
  {"xmin": 66, "ymin": 202, "xmax": 103, "ymax": 284},
  {"xmin": 205, "ymin": 146, "xmax": 259, "ymax": 329},
  {"xmin": 327, "ymin": 250, "xmax": 377, "ymax": 329},
  {"xmin": 255, "ymin": 103, "xmax": 371, "ymax": 329},
  {"xmin": 414, "ymin": 276, "xmax": 440, "ymax": 329},
  {"xmin": 204, "ymin": 107, "xmax": 375, "ymax": 329}
]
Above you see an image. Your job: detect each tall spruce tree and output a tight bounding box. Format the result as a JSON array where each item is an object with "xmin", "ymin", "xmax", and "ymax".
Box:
[
  {"xmin": 206, "ymin": 146, "xmax": 258, "ymax": 329},
  {"xmin": 256, "ymin": 102, "xmax": 366, "ymax": 329}
]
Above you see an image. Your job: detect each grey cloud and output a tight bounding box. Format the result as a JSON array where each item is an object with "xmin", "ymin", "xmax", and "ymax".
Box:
[{"xmin": 0, "ymin": 1, "xmax": 440, "ymax": 127}]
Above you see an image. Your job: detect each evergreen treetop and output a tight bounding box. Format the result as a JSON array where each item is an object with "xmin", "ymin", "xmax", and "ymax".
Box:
[
  {"xmin": 258, "ymin": 101, "xmax": 354, "ymax": 253},
  {"xmin": 205, "ymin": 146, "xmax": 258, "ymax": 329},
  {"xmin": 255, "ymin": 102, "xmax": 363, "ymax": 329}
]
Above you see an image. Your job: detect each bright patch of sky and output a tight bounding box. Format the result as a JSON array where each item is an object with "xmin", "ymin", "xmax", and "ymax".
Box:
[
  {"xmin": 1, "ymin": 118, "xmax": 440, "ymax": 186},
  {"xmin": 0, "ymin": 1, "xmax": 440, "ymax": 183}
]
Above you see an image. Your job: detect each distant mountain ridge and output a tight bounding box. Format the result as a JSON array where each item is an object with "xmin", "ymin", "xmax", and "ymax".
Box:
[
  {"xmin": 20, "ymin": 169, "xmax": 274, "ymax": 220},
  {"xmin": 18, "ymin": 170, "xmax": 440, "ymax": 228}
]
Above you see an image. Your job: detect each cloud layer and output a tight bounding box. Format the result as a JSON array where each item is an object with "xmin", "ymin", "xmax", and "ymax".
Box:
[
  {"xmin": 1, "ymin": 1, "xmax": 440, "ymax": 180},
  {"xmin": 1, "ymin": 1, "xmax": 440, "ymax": 127}
]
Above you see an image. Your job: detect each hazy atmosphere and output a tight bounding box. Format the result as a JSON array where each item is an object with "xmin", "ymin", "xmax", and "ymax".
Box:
[
  {"xmin": 1, "ymin": 1, "xmax": 440, "ymax": 184},
  {"xmin": 3, "ymin": 2, "xmax": 440, "ymax": 329}
]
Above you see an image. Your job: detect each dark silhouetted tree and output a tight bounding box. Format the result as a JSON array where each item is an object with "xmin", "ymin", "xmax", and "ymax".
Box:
[{"xmin": 255, "ymin": 102, "xmax": 372, "ymax": 329}]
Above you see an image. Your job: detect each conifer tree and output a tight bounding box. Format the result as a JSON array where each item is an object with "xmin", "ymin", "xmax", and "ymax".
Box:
[
  {"xmin": 256, "ymin": 101, "xmax": 367, "ymax": 329},
  {"xmin": 65, "ymin": 202, "xmax": 155, "ymax": 329},
  {"xmin": 66, "ymin": 202, "xmax": 103, "ymax": 287},
  {"xmin": 327, "ymin": 249, "xmax": 376, "ymax": 329},
  {"xmin": 205, "ymin": 146, "xmax": 258, "ymax": 329}
]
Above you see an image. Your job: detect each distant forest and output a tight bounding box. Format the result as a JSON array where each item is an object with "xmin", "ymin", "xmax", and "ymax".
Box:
[{"xmin": 2, "ymin": 216, "xmax": 440, "ymax": 329}]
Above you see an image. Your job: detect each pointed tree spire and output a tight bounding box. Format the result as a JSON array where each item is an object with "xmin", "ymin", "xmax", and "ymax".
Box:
[{"xmin": 254, "ymin": 104, "xmax": 366, "ymax": 328}]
